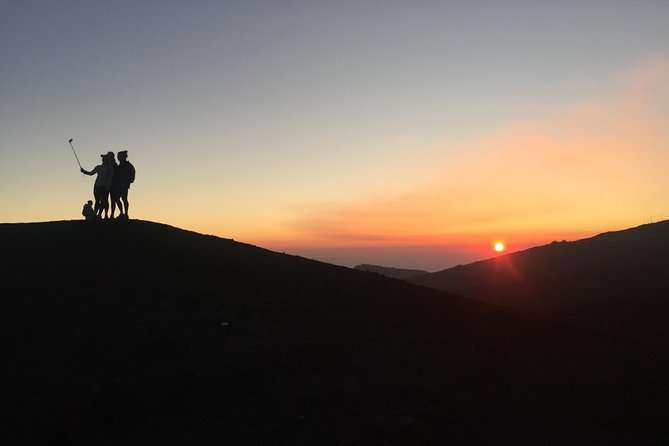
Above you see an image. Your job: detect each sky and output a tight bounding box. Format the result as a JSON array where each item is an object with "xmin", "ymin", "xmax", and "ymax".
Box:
[{"xmin": 2, "ymin": 1, "xmax": 668, "ymax": 271}]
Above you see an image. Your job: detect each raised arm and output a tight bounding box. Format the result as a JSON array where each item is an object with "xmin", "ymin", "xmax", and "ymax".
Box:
[{"xmin": 80, "ymin": 165, "xmax": 99, "ymax": 176}]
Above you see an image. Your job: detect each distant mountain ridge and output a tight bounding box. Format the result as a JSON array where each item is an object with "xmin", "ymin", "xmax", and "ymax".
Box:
[
  {"xmin": 409, "ymin": 221, "xmax": 669, "ymax": 341},
  {"xmin": 354, "ymin": 263, "xmax": 429, "ymax": 279}
]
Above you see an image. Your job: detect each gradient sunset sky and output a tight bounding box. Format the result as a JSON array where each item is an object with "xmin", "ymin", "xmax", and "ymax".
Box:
[{"xmin": 2, "ymin": 1, "xmax": 668, "ymax": 270}]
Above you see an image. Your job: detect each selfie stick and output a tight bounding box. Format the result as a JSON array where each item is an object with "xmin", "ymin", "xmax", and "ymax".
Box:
[{"xmin": 68, "ymin": 138, "xmax": 83, "ymax": 170}]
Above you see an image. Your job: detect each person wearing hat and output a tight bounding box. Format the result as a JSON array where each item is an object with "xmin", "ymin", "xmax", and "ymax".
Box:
[
  {"xmin": 81, "ymin": 151, "xmax": 115, "ymax": 219},
  {"xmin": 111, "ymin": 150, "xmax": 135, "ymax": 219}
]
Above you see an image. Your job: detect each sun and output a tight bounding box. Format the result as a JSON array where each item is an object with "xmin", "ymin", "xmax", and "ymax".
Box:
[{"xmin": 493, "ymin": 242, "xmax": 505, "ymax": 252}]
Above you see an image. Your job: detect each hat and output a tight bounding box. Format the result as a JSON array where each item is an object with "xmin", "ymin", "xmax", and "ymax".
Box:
[{"xmin": 118, "ymin": 150, "xmax": 128, "ymax": 156}]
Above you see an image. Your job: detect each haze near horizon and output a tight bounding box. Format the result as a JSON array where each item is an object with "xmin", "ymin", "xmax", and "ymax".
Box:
[{"xmin": 2, "ymin": 1, "xmax": 668, "ymax": 270}]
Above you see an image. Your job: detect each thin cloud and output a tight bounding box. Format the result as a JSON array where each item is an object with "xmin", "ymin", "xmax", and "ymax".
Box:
[{"xmin": 288, "ymin": 58, "xmax": 669, "ymax": 244}]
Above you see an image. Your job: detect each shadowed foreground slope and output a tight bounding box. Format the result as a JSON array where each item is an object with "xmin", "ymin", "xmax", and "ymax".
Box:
[
  {"xmin": 1, "ymin": 221, "xmax": 667, "ymax": 444},
  {"xmin": 409, "ymin": 221, "xmax": 669, "ymax": 342}
]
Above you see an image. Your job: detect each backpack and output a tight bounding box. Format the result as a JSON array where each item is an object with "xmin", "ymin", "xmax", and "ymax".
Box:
[{"xmin": 127, "ymin": 163, "xmax": 136, "ymax": 183}]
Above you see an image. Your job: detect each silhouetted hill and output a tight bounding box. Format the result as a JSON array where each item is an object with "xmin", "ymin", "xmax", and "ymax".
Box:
[
  {"xmin": 354, "ymin": 264, "xmax": 430, "ymax": 279},
  {"xmin": 409, "ymin": 221, "xmax": 669, "ymax": 342},
  {"xmin": 1, "ymin": 220, "xmax": 667, "ymax": 444}
]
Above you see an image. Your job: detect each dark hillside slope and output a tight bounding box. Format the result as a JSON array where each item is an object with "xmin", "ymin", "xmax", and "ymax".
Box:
[
  {"xmin": 1, "ymin": 221, "xmax": 667, "ymax": 444},
  {"xmin": 410, "ymin": 221, "xmax": 669, "ymax": 341}
]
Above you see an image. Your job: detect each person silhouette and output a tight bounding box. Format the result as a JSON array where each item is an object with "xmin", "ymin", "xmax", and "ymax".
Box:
[
  {"xmin": 111, "ymin": 150, "xmax": 135, "ymax": 219},
  {"xmin": 82, "ymin": 200, "xmax": 96, "ymax": 221},
  {"xmin": 81, "ymin": 152, "xmax": 115, "ymax": 219}
]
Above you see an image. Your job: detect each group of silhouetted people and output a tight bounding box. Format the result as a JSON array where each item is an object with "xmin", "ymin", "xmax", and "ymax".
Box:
[{"xmin": 81, "ymin": 150, "xmax": 135, "ymax": 220}]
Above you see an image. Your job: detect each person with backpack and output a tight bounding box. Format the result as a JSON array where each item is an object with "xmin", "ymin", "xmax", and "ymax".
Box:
[
  {"xmin": 111, "ymin": 150, "xmax": 135, "ymax": 219},
  {"xmin": 81, "ymin": 152, "xmax": 115, "ymax": 219}
]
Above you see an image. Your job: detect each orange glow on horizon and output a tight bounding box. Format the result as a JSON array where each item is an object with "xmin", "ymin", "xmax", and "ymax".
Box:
[{"xmin": 272, "ymin": 59, "xmax": 669, "ymax": 255}]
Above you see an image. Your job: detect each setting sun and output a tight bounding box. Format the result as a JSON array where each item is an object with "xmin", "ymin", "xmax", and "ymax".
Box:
[{"xmin": 494, "ymin": 242, "xmax": 506, "ymax": 252}]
